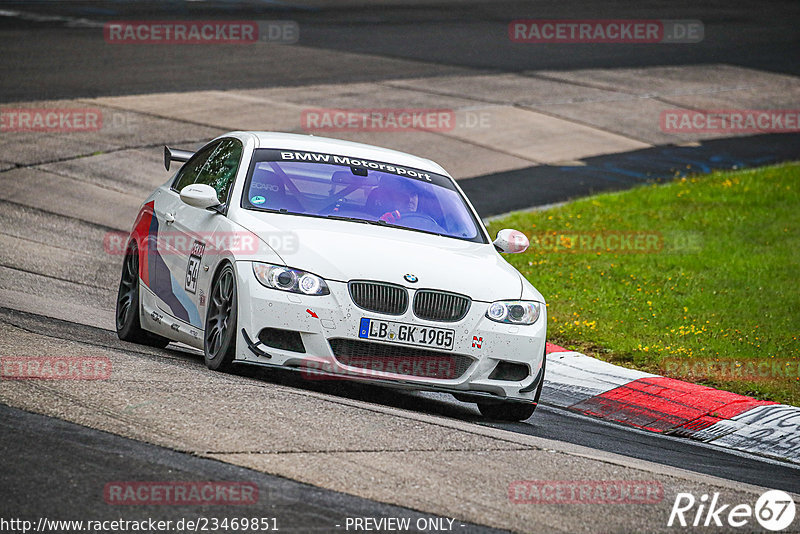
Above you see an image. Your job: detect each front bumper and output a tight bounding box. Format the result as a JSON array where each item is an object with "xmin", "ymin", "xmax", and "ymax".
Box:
[{"xmin": 234, "ymin": 262, "xmax": 546, "ymax": 402}]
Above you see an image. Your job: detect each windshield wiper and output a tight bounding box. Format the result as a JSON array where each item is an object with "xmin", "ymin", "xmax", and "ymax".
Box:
[
  {"xmin": 326, "ymin": 214, "xmax": 380, "ymax": 226},
  {"xmin": 325, "ymin": 214, "xmax": 446, "ymax": 237}
]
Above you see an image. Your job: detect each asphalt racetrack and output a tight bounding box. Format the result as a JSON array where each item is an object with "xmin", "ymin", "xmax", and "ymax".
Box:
[{"xmin": 0, "ymin": 1, "xmax": 799, "ymax": 533}]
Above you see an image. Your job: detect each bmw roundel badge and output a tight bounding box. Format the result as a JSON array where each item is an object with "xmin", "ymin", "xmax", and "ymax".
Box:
[{"xmin": 404, "ymin": 274, "xmax": 418, "ymax": 283}]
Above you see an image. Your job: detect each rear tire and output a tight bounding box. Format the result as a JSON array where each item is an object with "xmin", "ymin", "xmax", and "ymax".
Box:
[
  {"xmin": 204, "ymin": 264, "xmax": 238, "ymax": 372},
  {"xmin": 115, "ymin": 242, "xmax": 170, "ymax": 348}
]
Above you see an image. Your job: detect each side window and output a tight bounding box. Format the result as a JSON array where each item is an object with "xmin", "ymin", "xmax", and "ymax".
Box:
[
  {"xmin": 172, "ymin": 141, "xmax": 221, "ymax": 193},
  {"xmin": 194, "ymin": 138, "xmax": 243, "ymax": 205}
]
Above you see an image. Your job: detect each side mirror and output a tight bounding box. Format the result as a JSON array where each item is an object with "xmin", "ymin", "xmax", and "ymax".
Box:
[
  {"xmin": 493, "ymin": 229, "xmax": 529, "ymax": 254},
  {"xmin": 180, "ymin": 184, "xmax": 221, "ymax": 209}
]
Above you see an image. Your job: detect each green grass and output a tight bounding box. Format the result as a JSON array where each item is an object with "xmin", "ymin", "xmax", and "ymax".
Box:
[{"xmin": 487, "ymin": 162, "xmax": 800, "ymax": 405}]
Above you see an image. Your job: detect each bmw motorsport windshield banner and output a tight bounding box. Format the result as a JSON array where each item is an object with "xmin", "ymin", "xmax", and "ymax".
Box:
[{"xmin": 257, "ymin": 149, "xmax": 453, "ymax": 188}]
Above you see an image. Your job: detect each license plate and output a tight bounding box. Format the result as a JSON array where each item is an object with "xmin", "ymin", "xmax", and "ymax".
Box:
[{"xmin": 358, "ymin": 318, "xmax": 454, "ymax": 350}]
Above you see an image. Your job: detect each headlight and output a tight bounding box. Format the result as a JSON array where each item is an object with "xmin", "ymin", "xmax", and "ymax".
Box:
[
  {"xmin": 252, "ymin": 263, "xmax": 330, "ymax": 295},
  {"xmin": 486, "ymin": 301, "xmax": 540, "ymax": 325}
]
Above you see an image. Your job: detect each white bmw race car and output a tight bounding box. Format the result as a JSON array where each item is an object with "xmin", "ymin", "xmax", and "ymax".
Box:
[{"xmin": 115, "ymin": 132, "xmax": 547, "ymax": 421}]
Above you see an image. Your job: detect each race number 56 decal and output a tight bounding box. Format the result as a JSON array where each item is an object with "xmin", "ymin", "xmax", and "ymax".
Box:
[{"xmin": 185, "ymin": 240, "xmax": 205, "ymax": 294}]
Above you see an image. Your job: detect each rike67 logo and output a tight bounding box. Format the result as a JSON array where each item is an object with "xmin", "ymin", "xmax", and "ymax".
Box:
[{"xmin": 668, "ymin": 490, "xmax": 796, "ymax": 531}]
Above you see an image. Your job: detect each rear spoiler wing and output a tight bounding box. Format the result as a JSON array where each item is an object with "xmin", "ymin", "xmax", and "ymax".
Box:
[{"xmin": 164, "ymin": 146, "xmax": 194, "ymax": 171}]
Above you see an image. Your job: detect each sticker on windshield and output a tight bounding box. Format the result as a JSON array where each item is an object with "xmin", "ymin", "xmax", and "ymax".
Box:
[
  {"xmin": 250, "ymin": 195, "xmax": 266, "ymax": 205},
  {"xmin": 268, "ymin": 149, "xmax": 448, "ymax": 185}
]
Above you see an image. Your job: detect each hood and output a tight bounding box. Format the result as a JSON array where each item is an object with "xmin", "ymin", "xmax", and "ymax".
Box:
[{"xmin": 231, "ymin": 211, "xmax": 526, "ymax": 302}]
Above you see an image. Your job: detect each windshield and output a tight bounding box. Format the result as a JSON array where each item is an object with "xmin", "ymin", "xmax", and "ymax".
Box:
[{"xmin": 241, "ymin": 149, "xmax": 485, "ymax": 242}]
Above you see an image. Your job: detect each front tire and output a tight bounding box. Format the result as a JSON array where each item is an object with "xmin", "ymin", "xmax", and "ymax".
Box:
[
  {"xmin": 115, "ymin": 242, "xmax": 170, "ymax": 348},
  {"xmin": 477, "ymin": 401, "xmax": 537, "ymax": 422},
  {"xmin": 478, "ymin": 353, "xmax": 546, "ymax": 422},
  {"xmin": 204, "ymin": 264, "xmax": 238, "ymax": 372}
]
